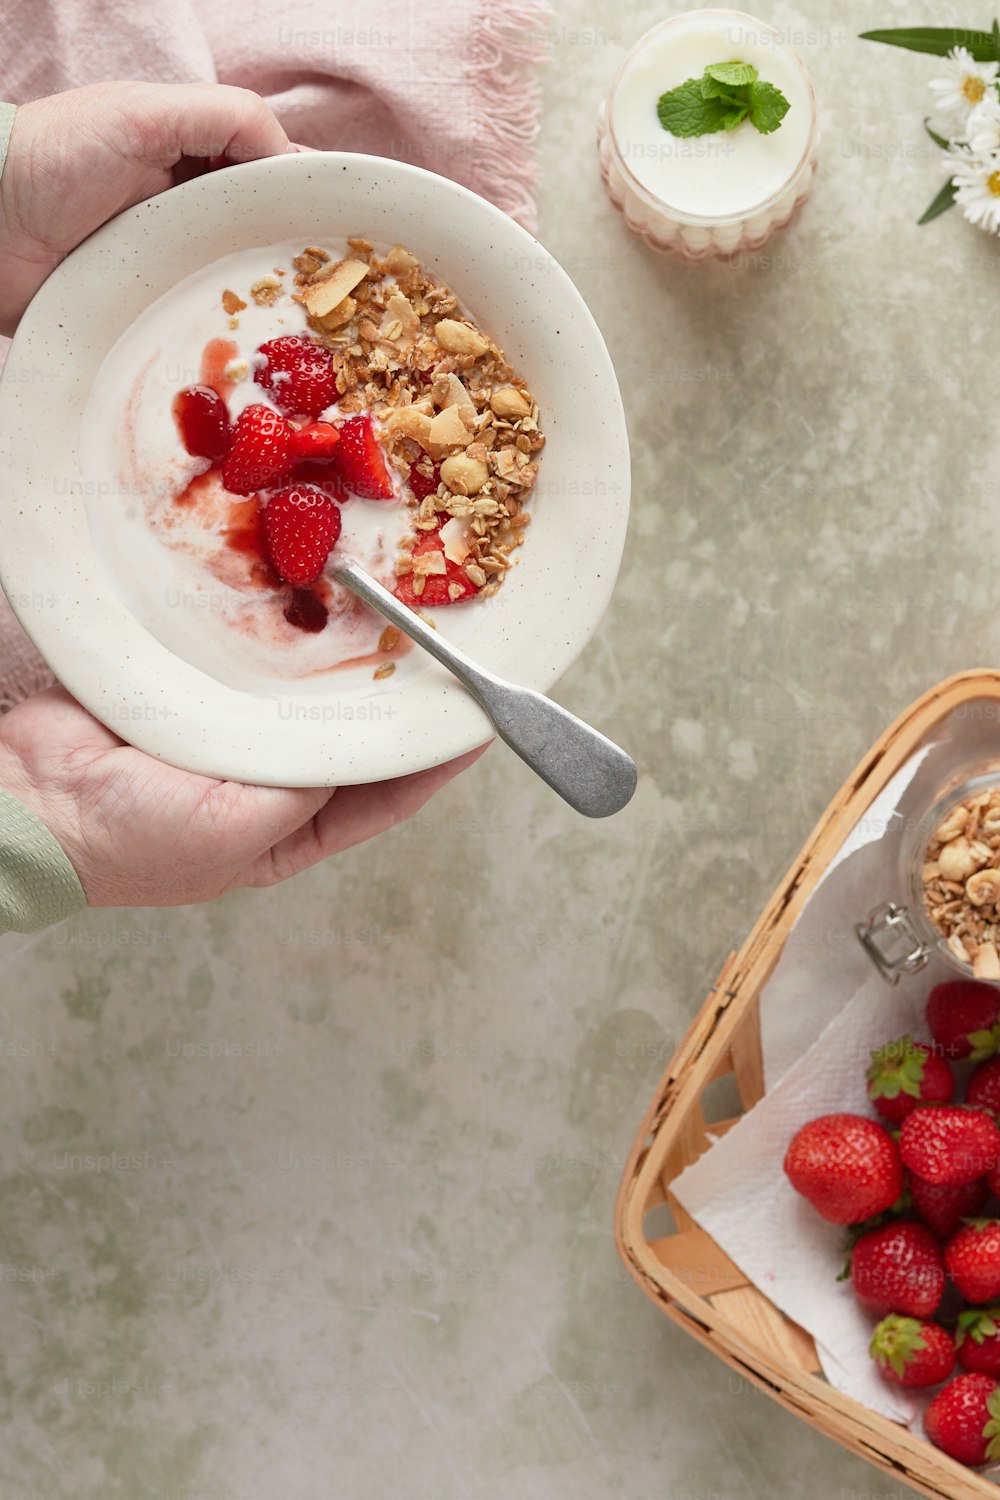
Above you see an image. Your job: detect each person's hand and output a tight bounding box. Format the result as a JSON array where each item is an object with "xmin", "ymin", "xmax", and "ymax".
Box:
[
  {"xmin": 0, "ymin": 81, "xmax": 292, "ymax": 336},
  {"xmin": 0, "ymin": 688, "xmax": 488, "ymax": 908}
]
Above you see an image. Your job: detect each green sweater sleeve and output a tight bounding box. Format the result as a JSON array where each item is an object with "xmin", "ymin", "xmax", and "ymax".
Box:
[
  {"xmin": 0, "ymin": 103, "xmax": 15, "ymax": 182},
  {"xmin": 0, "ymin": 790, "xmax": 86, "ymax": 934}
]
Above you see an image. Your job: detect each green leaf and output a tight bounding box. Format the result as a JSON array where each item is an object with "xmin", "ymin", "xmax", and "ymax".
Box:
[
  {"xmin": 958, "ymin": 1307, "xmax": 1000, "ymax": 1344},
  {"xmin": 867, "ymin": 1036, "xmax": 926, "ymax": 1102},
  {"xmin": 657, "ymin": 78, "xmax": 731, "ymax": 138},
  {"xmin": 994, "ymin": 17, "xmax": 1000, "ymax": 61},
  {"xmin": 704, "ymin": 60, "xmax": 758, "ymax": 86},
  {"xmin": 985, "ymin": 1389, "xmax": 1000, "ymax": 1460},
  {"xmin": 968, "ymin": 1024, "xmax": 1000, "ymax": 1061},
  {"xmin": 916, "ymin": 178, "xmax": 957, "ymax": 225},
  {"xmin": 870, "ymin": 1314, "xmax": 927, "ymax": 1379},
  {"xmin": 721, "ymin": 105, "xmax": 750, "ymax": 131},
  {"xmin": 748, "ymin": 80, "xmax": 791, "ymax": 135},
  {"xmin": 858, "ymin": 26, "xmax": 997, "ymax": 61},
  {"xmin": 924, "ymin": 118, "xmax": 952, "ymax": 150},
  {"xmin": 700, "ymin": 76, "xmax": 746, "ymax": 103}
]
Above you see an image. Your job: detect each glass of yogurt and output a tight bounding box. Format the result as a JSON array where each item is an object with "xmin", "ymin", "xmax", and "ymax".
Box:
[{"xmin": 597, "ymin": 9, "xmax": 819, "ymax": 260}]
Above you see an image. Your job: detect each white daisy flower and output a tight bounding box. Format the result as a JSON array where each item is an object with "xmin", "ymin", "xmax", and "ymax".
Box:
[
  {"xmin": 950, "ymin": 148, "xmax": 1000, "ymax": 233},
  {"xmin": 929, "ymin": 46, "xmax": 999, "ymax": 129},
  {"xmin": 968, "ymin": 94, "xmax": 1000, "ymax": 154}
]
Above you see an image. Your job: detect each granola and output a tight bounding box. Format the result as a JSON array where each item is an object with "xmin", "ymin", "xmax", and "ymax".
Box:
[
  {"xmin": 921, "ymin": 784, "xmax": 1000, "ymax": 978},
  {"xmin": 286, "ymin": 240, "xmax": 543, "ymax": 601}
]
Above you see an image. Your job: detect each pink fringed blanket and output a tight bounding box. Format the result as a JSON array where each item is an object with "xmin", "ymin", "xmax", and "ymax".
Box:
[{"xmin": 0, "ymin": 0, "xmax": 551, "ymax": 709}]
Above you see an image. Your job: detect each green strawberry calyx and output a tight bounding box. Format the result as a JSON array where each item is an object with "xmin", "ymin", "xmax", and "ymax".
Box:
[
  {"xmin": 984, "ymin": 1389, "xmax": 1000, "ymax": 1461},
  {"xmin": 968, "ymin": 1023, "xmax": 1000, "ymax": 1063},
  {"xmin": 958, "ymin": 1307, "xmax": 1000, "ymax": 1346},
  {"xmin": 869, "ymin": 1314, "xmax": 927, "ymax": 1377},
  {"xmin": 866, "ymin": 1035, "xmax": 927, "ymax": 1102}
]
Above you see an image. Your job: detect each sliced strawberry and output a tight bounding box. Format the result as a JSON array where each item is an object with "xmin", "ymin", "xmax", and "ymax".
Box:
[
  {"xmin": 394, "ymin": 526, "xmax": 480, "ymax": 609},
  {"xmin": 407, "ymin": 462, "xmax": 441, "ymax": 502},
  {"xmin": 173, "ymin": 385, "xmax": 230, "ymax": 461},
  {"xmin": 254, "ymin": 336, "xmax": 338, "ymax": 418},
  {"xmin": 290, "ymin": 421, "xmax": 340, "ymax": 462},
  {"xmin": 221, "ymin": 404, "xmax": 293, "ymax": 496},
  {"xmin": 332, "ymin": 414, "xmax": 394, "ymax": 500},
  {"xmin": 261, "ymin": 484, "xmax": 342, "ymax": 586},
  {"xmin": 288, "ymin": 460, "xmax": 349, "ymax": 503}
]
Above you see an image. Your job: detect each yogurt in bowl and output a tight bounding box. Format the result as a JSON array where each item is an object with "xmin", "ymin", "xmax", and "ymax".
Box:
[
  {"xmin": 598, "ymin": 8, "xmax": 819, "ymax": 259},
  {"xmin": 80, "ymin": 237, "xmax": 543, "ymax": 694},
  {"xmin": 0, "ymin": 152, "xmax": 630, "ymax": 787}
]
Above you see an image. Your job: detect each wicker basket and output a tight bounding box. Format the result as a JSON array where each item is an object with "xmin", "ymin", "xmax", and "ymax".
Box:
[{"xmin": 615, "ymin": 670, "xmax": 1000, "ymax": 1500}]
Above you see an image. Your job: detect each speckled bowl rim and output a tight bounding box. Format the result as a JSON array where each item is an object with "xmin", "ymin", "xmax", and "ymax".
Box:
[{"xmin": 0, "ymin": 152, "xmax": 631, "ymax": 788}]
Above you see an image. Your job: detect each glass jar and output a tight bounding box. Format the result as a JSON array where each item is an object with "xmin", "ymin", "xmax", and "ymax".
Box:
[
  {"xmin": 857, "ymin": 766, "xmax": 1000, "ymax": 985},
  {"xmin": 596, "ymin": 9, "xmax": 819, "ymax": 260}
]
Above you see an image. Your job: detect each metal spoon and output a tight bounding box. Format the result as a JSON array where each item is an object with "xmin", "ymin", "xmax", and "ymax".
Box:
[{"xmin": 335, "ymin": 559, "xmax": 637, "ymax": 818}]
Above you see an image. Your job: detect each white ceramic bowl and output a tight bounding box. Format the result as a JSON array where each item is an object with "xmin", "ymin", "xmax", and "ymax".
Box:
[{"xmin": 0, "ymin": 153, "xmax": 630, "ymax": 787}]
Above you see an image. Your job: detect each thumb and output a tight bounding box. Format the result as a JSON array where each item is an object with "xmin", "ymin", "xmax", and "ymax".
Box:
[
  {"xmin": 119, "ymin": 80, "xmax": 290, "ymax": 166},
  {"xmin": 218, "ymin": 781, "xmax": 335, "ymax": 860}
]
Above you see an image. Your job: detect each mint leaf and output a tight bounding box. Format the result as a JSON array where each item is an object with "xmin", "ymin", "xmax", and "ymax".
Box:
[
  {"xmin": 658, "ymin": 62, "xmax": 790, "ymax": 138},
  {"xmin": 748, "ymin": 80, "xmax": 790, "ymax": 134},
  {"xmin": 704, "ymin": 60, "xmax": 758, "ymax": 86},
  {"xmin": 657, "ymin": 79, "xmax": 730, "ymax": 138},
  {"xmin": 700, "ymin": 76, "xmax": 746, "ymax": 103}
]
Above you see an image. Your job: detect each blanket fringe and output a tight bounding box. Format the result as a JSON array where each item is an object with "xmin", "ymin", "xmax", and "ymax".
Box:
[{"xmin": 468, "ymin": 0, "xmax": 553, "ymax": 234}]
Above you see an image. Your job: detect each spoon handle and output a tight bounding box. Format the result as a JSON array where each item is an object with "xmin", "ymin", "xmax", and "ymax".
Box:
[{"xmin": 335, "ymin": 560, "xmax": 637, "ymax": 819}]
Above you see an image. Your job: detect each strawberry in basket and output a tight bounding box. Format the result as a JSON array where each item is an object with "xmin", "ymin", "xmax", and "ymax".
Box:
[
  {"xmin": 926, "ymin": 980, "xmax": 1000, "ymax": 1061},
  {"xmin": 849, "ymin": 1221, "xmax": 945, "ymax": 1319},
  {"xmin": 925, "ymin": 1374, "xmax": 1000, "ymax": 1466},
  {"xmin": 869, "ymin": 1314, "xmax": 955, "ymax": 1388},
  {"xmin": 946, "ymin": 1221, "xmax": 1000, "ymax": 1305},
  {"xmin": 899, "ymin": 1104, "xmax": 1000, "ymax": 1186},
  {"xmin": 784, "ymin": 1114, "xmax": 903, "ymax": 1224},
  {"xmin": 957, "ymin": 1309, "xmax": 1000, "ymax": 1377},
  {"xmin": 866, "ymin": 1035, "xmax": 953, "ymax": 1124}
]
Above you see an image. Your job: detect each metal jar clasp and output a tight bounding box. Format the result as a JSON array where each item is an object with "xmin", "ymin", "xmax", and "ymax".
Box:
[{"xmin": 855, "ymin": 902, "xmax": 931, "ymax": 984}]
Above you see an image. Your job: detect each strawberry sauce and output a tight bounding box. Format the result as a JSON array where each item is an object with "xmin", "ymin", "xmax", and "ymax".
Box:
[
  {"xmin": 284, "ymin": 588, "xmax": 329, "ymax": 634},
  {"xmin": 199, "ymin": 337, "xmax": 239, "ymax": 400},
  {"xmin": 172, "ymin": 469, "xmax": 217, "ymax": 508}
]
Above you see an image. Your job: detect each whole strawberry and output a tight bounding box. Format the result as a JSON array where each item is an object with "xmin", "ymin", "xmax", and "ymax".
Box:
[
  {"xmin": 899, "ymin": 1105, "xmax": 1000, "ymax": 1185},
  {"xmin": 261, "ymin": 484, "xmax": 342, "ymax": 586},
  {"xmin": 255, "ymin": 336, "xmax": 338, "ymax": 418},
  {"xmin": 784, "ymin": 1114, "xmax": 902, "ymax": 1224},
  {"xmin": 851, "ymin": 1221, "xmax": 945, "ymax": 1318},
  {"xmin": 968, "ymin": 1056, "xmax": 1000, "ymax": 1116},
  {"xmin": 866, "ymin": 1035, "xmax": 953, "ymax": 1124},
  {"xmin": 910, "ymin": 1174, "xmax": 988, "ymax": 1240},
  {"xmin": 958, "ymin": 1309, "xmax": 1000, "ymax": 1377},
  {"xmin": 925, "ymin": 1373, "xmax": 1000, "ymax": 1466},
  {"xmin": 222, "ymin": 404, "xmax": 293, "ymax": 496},
  {"xmin": 869, "ymin": 1314, "xmax": 955, "ymax": 1388},
  {"xmin": 946, "ymin": 1221, "xmax": 1000, "ymax": 1304},
  {"xmin": 927, "ymin": 980, "xmax": 1000, "ymax": 1061}
]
